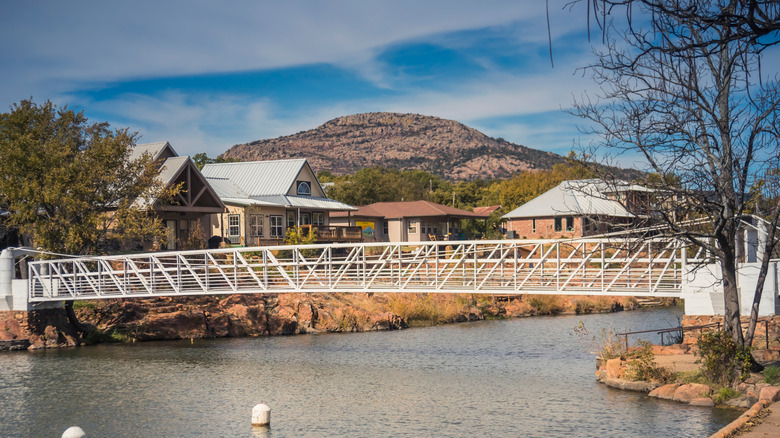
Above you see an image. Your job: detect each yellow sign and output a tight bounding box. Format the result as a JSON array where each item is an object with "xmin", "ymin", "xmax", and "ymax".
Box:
[{"xmin": 356, "ymin": 221, "xmax": 375, "ymax": 238}]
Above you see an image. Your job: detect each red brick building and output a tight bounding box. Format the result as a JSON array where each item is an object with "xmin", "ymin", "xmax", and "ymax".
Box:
[{"xmin": 502, "ymin": 180, "xmax": 649, "ymax": 239}]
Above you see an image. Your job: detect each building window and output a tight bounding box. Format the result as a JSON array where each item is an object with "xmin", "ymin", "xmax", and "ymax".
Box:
[
  {"xmin": 296, "ymin": 181, "xmax": 311, "ymax": 196},
  {"xmin": 270, "ymin": 215, "xmax": 283, "ymax": 238},
  {"xmin": 532, "ymin": 219, "xmax": 536, "ymax": 233},
  {"xmin": 408, "ymin": 220, "xmax": 418, "ymax": 234},
  {"xmin": 228, "ymin": 214, "xmax": 241, "ymax": 243},
  {"xmin": 566, "ymin": 217, "xmax": 575, "ymax": 232},
  {"xmin": 287, "ymin": 211, "xmax": 296, "ymax": 229},
  {"xmin": 554, "ymin": 217, "xmax": 563, "ymax": 232},
  {"xmin": 300, "ymin": 212, "xmax": 311, "ymax": 225},
  {"xmin": 312, "ymin": 211, "xmax": 325, "ymax": 225},
  {"xmin": 250, "ymin": 214, "xmax": 264, "ymax": 238},
  {"xmin": 383, "ymin": 220, "xmax": 388, "ymax": 235}
]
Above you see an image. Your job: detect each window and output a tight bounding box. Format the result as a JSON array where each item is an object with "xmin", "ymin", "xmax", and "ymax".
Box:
[
  {"xmin": 566, "ymin": 217, "xmax": 575, "ymax": 232},
  {"xmin": 228, "ymin": 214, "xmax": 241, "ymax": 243},
  {"xmin": 270, "ymin": 215, "xmax": 283, "ymax": 238},
  {"xmin": 300, "ymin": 212, "xmax": 311, "ymax": 225},
  {"xmin": 554, "ymin": 217, "xmax": 563, "ymax": 232},
  {"xmin": 296, "ymin": 181, "xmax": 311, "ymax": 196},
  {"xmin": 408, "ymin": 220, "xmax": 418, "ymax": 234},
  {"xmin": 532, "ymin": 219, "xmax": 536, "ymax": 233},
  {"xmin": 382, "ymin": 220, "xmax": 389, "ymax": 235},
  {"xmin": 249, "ymin": 214, "xmax": 263, "ymax": 238},
  {"xmin": 312, "ymin": 211, "xmax": 325, "ymax": 225},
  {"xmin": 287, "ymin": 211, "xmax": 296, "ymax": 229}
]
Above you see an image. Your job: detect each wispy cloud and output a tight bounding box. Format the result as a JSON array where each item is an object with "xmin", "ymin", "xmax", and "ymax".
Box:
[{"xmin": 1, "ymin": 1, "xmax": 603, "ymax": 160}]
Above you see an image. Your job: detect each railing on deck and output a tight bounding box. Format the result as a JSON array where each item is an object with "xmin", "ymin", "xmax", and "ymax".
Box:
[
  {"xmin": 27, "ymin": 237, "xmax": 703, "ymax": 302},
  {"xmin": 301, "ymin": 225, "xmax": 363, "ymax": 243}
]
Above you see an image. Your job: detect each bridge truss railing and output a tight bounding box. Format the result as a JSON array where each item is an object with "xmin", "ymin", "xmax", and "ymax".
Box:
[{"xmin": 27, "ymin": 238, "xmax": 704, "ymax": 302}]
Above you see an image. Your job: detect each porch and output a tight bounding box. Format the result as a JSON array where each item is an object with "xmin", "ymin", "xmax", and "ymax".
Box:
[{"xmin": 241, "ymin": 225, "xmax": 363, "ymax": 246}]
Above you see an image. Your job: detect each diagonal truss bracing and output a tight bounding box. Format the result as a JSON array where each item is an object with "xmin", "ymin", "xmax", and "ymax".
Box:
[{"xmin": 27, "ymin": 238, "xmax": 701, "ymax": 302}]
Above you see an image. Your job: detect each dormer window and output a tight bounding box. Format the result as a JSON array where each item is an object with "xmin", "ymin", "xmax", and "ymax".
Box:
[{"xmin": 297, "ymin": 181, "xmax": 311, "ymax": 196}]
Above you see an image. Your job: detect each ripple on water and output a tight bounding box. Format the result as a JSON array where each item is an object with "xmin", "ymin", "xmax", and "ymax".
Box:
[{"xmin": 0, "ymin": 307, "xmax": 740, "ymax": 437}]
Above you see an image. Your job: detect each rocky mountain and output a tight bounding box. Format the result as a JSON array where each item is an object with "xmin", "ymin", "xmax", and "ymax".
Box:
[{"xmin": 221, "ymin": 112, "xmax": 567, "ymax": 180}]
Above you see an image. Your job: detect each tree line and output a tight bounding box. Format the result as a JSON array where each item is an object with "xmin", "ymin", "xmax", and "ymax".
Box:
[{"xmin": 317, "ymin": 158, "xmax": 595, "ymax": 214}]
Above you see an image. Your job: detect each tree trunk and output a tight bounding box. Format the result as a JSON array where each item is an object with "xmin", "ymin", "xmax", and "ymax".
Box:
[{"xmin": 721, "ymin": 257, "xmax": 745, "ymax": 346}]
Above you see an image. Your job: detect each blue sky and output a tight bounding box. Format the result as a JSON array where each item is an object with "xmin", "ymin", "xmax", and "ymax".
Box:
[{"xmin": 1, "ymin": 1, "xmax": 607, "ymax": 160}]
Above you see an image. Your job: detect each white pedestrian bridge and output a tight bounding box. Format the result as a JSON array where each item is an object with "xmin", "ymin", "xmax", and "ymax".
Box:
[{"xmin": 2, "ymin": 238, "xmax": 778, "ymax": 316}]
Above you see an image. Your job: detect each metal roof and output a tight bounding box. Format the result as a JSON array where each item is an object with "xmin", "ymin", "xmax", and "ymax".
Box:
[
  {"xmin": 157, "ymin": 156, "xmax": 190, "ymax": 187},
  {"xmin": 132, "ymin": 156, "xmax": 191, "ymax": 208},
  {"xmin": 201, "ymin": 159, "xmax": 307, "ymax": 196},
  {"xmin": 502, "ymin": 180, "xmax": 636, "ymax": 219},
  {"xmin": 206, "ymin": 177, "xmax": 249, "ymax": 200},
  {"xmin": 202, "ymin": 159, "xmax": 356, "ymax": 211},
  {"xmin": 130, "ymin": 142, "xmax": 178, "ymax": 161}
]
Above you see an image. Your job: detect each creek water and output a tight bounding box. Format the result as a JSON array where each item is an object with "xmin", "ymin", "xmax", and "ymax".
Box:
[{"xmin": 0, "ymin": 306, "xmax": 741, "ymax": 437}]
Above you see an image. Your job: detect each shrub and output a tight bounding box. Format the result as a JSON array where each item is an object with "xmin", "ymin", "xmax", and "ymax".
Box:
[
  {"xmin": 72, "ymin": 300, "xmax": 97, "ymax": 311},
  {"xmin": 527, "ymin": 295, "xmax": 564, "ymax": 315},
  {"xmin": 764, "ymin": 365, "xmax": 780, "ymax": 385},
  {"xmin": 573, "ymin": 321, "xmax": 626, "ymax": 360},
  {"xmin": 676, "ymin": 370, "xmax": 710, "ymax": 385},
  {"xmin": 624, "ymin": 340, "xmax": 677, "ymax": 383},
  {"xmin": 712, "ymin": 387, "xmax": 740, "ymax": 405},
  {"xmin": 695, "ymin": 330, "xmax": 753, "ymax": 387}
]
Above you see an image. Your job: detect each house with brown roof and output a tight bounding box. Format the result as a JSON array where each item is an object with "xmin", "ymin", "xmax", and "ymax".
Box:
[{"xmin": 330, "ymin": 200, "xmax": 489, "ymax": 242}]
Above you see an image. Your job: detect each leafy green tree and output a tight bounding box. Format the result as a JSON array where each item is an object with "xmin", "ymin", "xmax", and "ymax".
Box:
[
  {"xmin": 192, "ymin": 152, "xmax": 240, "ymax": 170},
  {"xmin": 0, "ymin": 100, "xmax": 172, "ymax": 255}
]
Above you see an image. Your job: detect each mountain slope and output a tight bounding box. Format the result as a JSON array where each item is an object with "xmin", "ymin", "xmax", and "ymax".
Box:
[{"xmin": 221, "ymin": 112, "xmax": 566, "ymax": 180}]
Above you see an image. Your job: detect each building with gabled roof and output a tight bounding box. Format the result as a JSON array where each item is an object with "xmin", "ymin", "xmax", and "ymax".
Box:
[
  {"xmin": 330, "ymin": 200, "xmax": 489, "ymax": 242},
  {"xmin": 502, "ymin": 179, "xmax": 650, "ymax": 239},
  {"xmin": 132, "ymin": 141, "xmax": 225, "ymax": 250},
  {"xmin": 201, "ymin": 158, "xmax": 358, "ymax": 245}
]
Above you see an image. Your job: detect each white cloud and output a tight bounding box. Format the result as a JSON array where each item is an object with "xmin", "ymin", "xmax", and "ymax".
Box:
[{"xmin": 0, "ymin": 1, "xmax": 569, "ymax": 105}]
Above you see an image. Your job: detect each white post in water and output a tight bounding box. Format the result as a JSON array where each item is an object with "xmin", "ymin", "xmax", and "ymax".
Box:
[
  {"xmin": 62, "ymin": 426, "xmax": 86, "ymax": 438},
  {"xmin": 252, "ymin": 403, "xmax": 271, "ymax": 427}
]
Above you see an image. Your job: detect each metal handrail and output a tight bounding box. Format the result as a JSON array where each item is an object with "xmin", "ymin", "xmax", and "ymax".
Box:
[
  {"xmin": 617, "ymin": 319, "xmax": 771, "ymax": 350},
  {"xmin": 26, "ymin": 237, "xmax": 698, "ymax": 302}
]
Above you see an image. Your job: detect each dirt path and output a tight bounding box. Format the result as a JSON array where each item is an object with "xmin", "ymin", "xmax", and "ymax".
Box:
[{"xmin": 654, "ymin": 353, "xmax": 700, "ymax": 372}]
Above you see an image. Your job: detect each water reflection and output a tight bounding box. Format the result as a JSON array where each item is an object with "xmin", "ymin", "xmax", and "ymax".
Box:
[{"xmin": 0, "ymin": 307, "xmax": 739, "ymax": 437}]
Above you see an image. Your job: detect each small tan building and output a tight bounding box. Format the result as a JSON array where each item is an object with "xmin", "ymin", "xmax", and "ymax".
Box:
[
  {"xmin": 330, "ymin": 200, "xmax": 488, "ymax": 242},
  {"xmin": 501, "ymin": 179, "xmax": 649, "ymax": 239},
  {"xmin": 201, "ymin": 159, "xmax": 358, "ymax": 246}
]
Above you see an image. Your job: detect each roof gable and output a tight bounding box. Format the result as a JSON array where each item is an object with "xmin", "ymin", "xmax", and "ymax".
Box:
[
  {"xmin": 130, "ymin": 141, "xmax": 178, "ymax": 162},
  {"xmin": 154, "ymin": 157, "xmax": 224, "ymax": 212}
]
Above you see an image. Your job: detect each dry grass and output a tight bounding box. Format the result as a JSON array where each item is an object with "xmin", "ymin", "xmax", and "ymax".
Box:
[{"xmin": 385, "ymin": 293, "xmax": 473, "ymax": 326}]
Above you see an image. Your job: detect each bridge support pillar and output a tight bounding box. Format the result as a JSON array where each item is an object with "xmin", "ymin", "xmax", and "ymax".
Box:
[
  {"xmin": 1, "ymin": 248, "xmax": 59, "ymax": 312},
  {"xmin": 0, "ymin": 249, "xmax": 14, "ymax": 311}
]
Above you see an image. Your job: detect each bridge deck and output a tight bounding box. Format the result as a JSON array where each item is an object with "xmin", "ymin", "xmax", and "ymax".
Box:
[{"xmin": 28, "ymin": 238, "xmax": 701, "ymax": 301}]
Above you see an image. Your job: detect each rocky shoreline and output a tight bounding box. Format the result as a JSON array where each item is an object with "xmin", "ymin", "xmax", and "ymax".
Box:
[{"xmin": 0, "ymin": 293, "xmax": 639, "ymax": 350}]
